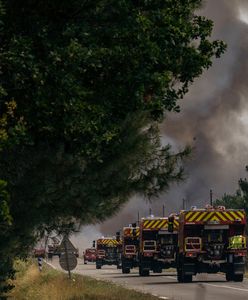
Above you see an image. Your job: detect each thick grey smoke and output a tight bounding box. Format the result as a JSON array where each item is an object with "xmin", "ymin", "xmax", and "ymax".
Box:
[
  {"xmin": 81, "ymin": 0, "xmax": 248, "ymax": 236},
  {"xmin": 70, "ymin": 225, "xmax": 104, "ymax": 255}
]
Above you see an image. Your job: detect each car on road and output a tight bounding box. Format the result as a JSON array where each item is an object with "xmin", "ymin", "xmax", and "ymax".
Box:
[{"xmin": 83, "ymin": 248, "xmax": 97, "ymax": 264}]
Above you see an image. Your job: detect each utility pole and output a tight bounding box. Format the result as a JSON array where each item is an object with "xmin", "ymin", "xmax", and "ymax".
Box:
[
  {"xmin": 137, "ymin": 211, "xmax": 140, "ymax": 225},
  {"xmin": 162, "ymin": 205, "xmax": 165, "ymax": 217},
  {"xmin": 183, "ymin": 198, "xmax": 186, "ymax": 210},
  {"xmin": 149, "ymin": 208, "xmax": 152, "ymax": 215},
  {"xmin": 210, "ymin": 189, "xmax": 213, "ymax": 206}
]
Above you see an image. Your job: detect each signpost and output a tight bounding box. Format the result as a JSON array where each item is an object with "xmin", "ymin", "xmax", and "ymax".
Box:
[
  {"xmin": 37, "ymin": 257, "xmax": 43, "ymax": 271},
  {"xmin": 58, "ymin": 236, "xmax": 78, "ymax": 279}
]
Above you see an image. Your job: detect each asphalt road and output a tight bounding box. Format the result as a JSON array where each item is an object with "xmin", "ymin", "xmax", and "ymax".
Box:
[{"xmin": 49, "ymin": 258, "xmax": 248, "ymax": 300}]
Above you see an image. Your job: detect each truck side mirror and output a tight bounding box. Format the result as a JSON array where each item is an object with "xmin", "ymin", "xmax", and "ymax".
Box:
[{"xmin": 168, "ymin": 215, "xmax": 174, "ymax": 232}]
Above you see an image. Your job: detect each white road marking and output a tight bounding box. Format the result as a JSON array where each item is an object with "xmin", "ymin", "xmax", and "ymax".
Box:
[
  {"xmin": 152, "ymin": 294, "xmax": 169, "ymax": 299},
  {"xmin": 44, "ymin": 260, "xmax": 57, "ymax": 270},
  {"xmin": 165, "ymin": 276, "xmax": 177, "ymax": 280},
  {"xmin": 205, "ymin": 283, "xmax": 248, "ymax": 292}
]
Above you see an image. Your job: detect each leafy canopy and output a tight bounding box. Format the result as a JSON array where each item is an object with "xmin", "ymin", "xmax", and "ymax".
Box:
[
  {"xmin": 215, "ymin": 166, "xmax": 248, "ymax": 229},
  {"xmin": 0, "ymin": 0, "xmax": 225, "ymax": 229}
]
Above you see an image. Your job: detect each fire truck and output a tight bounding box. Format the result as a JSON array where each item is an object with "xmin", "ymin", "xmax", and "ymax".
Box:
[
  {"xmin": 96, "ymin": 234, "xmax": 122, "ymax": 269},
  {"xmin": 121, "ymin": 223, "xmax": 140, "ymax": 274},
  {"xmin": 139, "ymin": 215, "xmax": 179, "ymax": 276},
  {"xmin": 177, "ymin": 206, "xmax": 247, "ymax": 282}
]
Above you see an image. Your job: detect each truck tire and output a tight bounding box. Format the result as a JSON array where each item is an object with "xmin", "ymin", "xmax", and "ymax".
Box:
[
  {"xmin": 122, "ymin": 267, "xmax": 130, "ymax": 274},
  {"xmin": 177, "ymin": 269, "xmax": 183, "ymax": 283},
  {"xmin": 177, "ymin": 268, "xmax": 192, "ymax": 283},
  {"xmin": 184, "ymin": 274, "xmax": 192, "ymax": 283},
  {"xmin": 139, "ymin": 266, "xmax": 149, "ymax": 276},
  {"xmin": 233, "ymin": 274, "xmax": 243, "ymax": 282},
  {"xmin": 84, "ymin": 261, "xmax": 87, "ymax": 265},
  {"xmin": 96, "ymin": 264, "xmax": 102, "ymax": 269},
  {"xmin": 153, "ymin": 267, "xmax": 162, "ymax": 273},
  {"xmin": 225, "ymin": 271, "xmax": 233, "ymax": 281}
]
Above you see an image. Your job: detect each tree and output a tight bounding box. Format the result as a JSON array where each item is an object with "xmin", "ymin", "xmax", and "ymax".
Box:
[
  {"xmin": 0, "ymin": 180, "xmax": 15, "ymax": 295},
  {"xmin": 215, "ymin": 167, "xmax": 248, "ymax": 227},
  {"xmin": 0, "ymin": 0, "xmax": 225, "ymax": 293}
]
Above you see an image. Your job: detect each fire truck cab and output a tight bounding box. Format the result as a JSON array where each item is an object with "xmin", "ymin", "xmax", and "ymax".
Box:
[
  {"xmin": 139, "ymin": 215, "xmax": 179, "ymax": 276},
  {"xmin": 177, "ymin": 206, "xmax": 247, "ymax": 282}
]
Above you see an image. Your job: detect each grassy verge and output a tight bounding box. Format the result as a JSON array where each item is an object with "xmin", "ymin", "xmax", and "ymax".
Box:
[{"xmin": 8, "ymin": 260, "xmax": 159, "ymax": 300}]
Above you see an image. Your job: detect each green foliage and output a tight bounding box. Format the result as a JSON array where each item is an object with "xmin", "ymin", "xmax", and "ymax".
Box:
[
  {"xmin": 215, "ymin": 168, "xmax": 248, "ymax": 228},
  {"xmin": 0, "ymin": 180, "xmax": 14, "ymax": 295},
  {"xmin": 0, "ymin": 0, "xmax": 225, "ymax": 225}
]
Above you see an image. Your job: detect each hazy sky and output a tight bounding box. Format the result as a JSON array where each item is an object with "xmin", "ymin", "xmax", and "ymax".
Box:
[{"xmin": 74, "ymin": 0, "xmax": 248, "ymax": 247}]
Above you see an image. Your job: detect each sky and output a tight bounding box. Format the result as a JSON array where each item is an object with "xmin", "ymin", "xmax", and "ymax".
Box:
[{"xmin": 73, "ymin": 0, "xmax": 248, "ymax": 252}]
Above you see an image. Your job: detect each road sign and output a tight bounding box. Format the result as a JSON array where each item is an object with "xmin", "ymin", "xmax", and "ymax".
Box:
[
  {"xmin": 58, "ymin": 237, "xmax": 77, "ymax": 253},
  {"xmin": 59, "ymin": 253, "xmax": 77, "ymax": 271}
]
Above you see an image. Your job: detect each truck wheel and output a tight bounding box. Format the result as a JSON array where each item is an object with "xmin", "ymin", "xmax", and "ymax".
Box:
[
  {"xmin": 139, "ymin": 266, "xmax": 149, "ymax": 276},
  {"xmin": 184, "ymin": 274, "xmax": 192, "ymax": 283},
  {"xmin": 177, "ymin": 268, "xmax": 192, "ymax": 283},
  {"xmin": 84, "ymin": 261, "xmax": 87, "ymax": 265},
  {"xmin": 177, "ymin": 269, "xmax": 183, "ymax": 283},
  {"xmin": 122, "ymin": 267, "xmax": 130, "ymax": 274},
  {"xmin": 96, "ymin": 265, "xmax": 102, "ymax": 269},
  {"xmin": 153, "ymin": 268, "xmax": 162, "ymax": 273},
  {"xmin": 225, "ymin": 271, "xmax": 233, "ymax": 281},
  {"xmin": 233, "ymin": 274, "xmax": 243, "ymax": 282}
]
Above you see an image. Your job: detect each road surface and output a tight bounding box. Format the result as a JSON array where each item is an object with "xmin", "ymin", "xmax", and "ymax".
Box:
[{"xmin": 49, "ymin": 257, "xmax": 248, "ymax": 300}]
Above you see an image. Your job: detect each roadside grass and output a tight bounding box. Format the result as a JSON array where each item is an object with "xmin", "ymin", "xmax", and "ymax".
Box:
[{"xmin": 8, "ymin": 260, "xmax": 160, "ymax": 300}]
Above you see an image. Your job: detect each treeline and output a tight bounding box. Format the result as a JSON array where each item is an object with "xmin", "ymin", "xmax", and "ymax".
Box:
[{"xmin": 215, "ymin": 167, "xmax": 248, "ymax": 230}]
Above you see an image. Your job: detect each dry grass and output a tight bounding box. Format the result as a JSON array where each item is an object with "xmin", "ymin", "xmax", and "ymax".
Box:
[{"xmin": 8, "ymin": 260, "xmax": 159, "ymax": 300}]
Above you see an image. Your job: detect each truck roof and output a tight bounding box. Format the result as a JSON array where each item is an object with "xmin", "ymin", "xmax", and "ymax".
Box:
[
  {"xmin": 140, "ymin": 216, "xmax": 179, "ymax": 231},
  {"xmin": 179, "ymin": 207, "xmax": 246, "ymax": 225},
  {"xmin": 97, "ymin": 238, "xmax": 122, "ymax": 246}
]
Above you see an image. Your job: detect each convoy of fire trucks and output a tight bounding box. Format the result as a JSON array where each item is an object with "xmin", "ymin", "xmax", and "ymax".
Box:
[
  {"xmin": 32, "ymin": 205, "xmax": 247, "ymax": 283},
  {"xmin": 88, "ymin": 205, "xmax": 247, "ymax": 283}
]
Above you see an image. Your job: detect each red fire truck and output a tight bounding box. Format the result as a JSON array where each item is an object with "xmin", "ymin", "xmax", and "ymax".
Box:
[
  {"xmin": 177, "ymin": 206, "xmax": 247, "ymax": 282},
  {"xmin": 121, "ymin": 223, "xmax": 140, "ymax": 274},
  {"xmin": 96, "ymin": 235, "xmax": 122, "ymax": 269},
  {"xmin": 139, "ymin": 215, "xmax": 179, "ymax": 276},
  {"xmin": 83, "ymin": 248, "xmax": 96, "ymax": 264}
]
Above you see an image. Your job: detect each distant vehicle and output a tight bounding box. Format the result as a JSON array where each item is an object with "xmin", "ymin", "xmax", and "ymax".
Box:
[
  {"xmin": 83, "ymin": 248, "xmax": 97, "ymax": 264},
  {"xmin": 47, "ymin": 236, "xmax": 79, "ymax": 258},
  {"xmin": 33, "ymin": 248, "xmax": 46, "ymax": 258}
]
